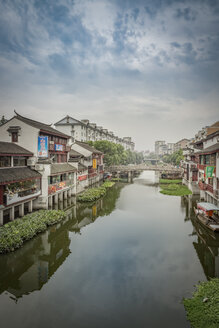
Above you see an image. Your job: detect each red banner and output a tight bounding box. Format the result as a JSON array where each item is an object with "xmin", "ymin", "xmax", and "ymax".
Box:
[{"xmin": 78, "ymin": 175, "xmax": 88, "ymax": 181}]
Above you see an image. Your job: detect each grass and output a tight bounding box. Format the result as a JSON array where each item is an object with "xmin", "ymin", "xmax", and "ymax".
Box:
[
  {"xmin": 159, "ymin": 179, "xmax": 182, "ymax": 184},
  {"xmin": 183, "ymin": 278, "xmax": 219, "ymax": 328},
  {"xmin": 0, "ymin": 210, "xmax": 66, "ymax": 254},
  {"xmin": 159, "ymin": 183, "xmax": 192, "ymax": 196},
  {"xmin": 77, "ymin": 181, "xmax": 115, "ymax": 202}
]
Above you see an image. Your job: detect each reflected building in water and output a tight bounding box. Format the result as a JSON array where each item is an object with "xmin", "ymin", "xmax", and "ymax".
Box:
[
  {"xmin": 0, "ymin": 183, "xmax": 124, "ymax": 301},
  {"xmin": 183, "ymin": 195, "xmax": 219, "ymax": 279}
]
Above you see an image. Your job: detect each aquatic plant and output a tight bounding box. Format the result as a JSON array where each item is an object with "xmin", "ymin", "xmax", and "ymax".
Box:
[
  {"xmin": 159, "ymin": 183, "xmax": 192, "ymax": 196},
  {"xmin": 102, "ymin": 181, "xmax": 115, "ymax": 188},
  {"xmin": 77, "ymin": 181, "xmax": 115, "ymax": 202},
  {"xmin": 183, "ymin": 278, "xmax": 219, "ymax": 328},
  {"xmin": 159, "ymin": 179, "xmax": 182, "ymax": 184},
  {"xmin": 0, "ymin": 210, "xmax": 66, "ymax": 254}
]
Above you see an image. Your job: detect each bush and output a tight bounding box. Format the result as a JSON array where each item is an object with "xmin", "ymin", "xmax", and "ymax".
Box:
[
  {"xmin": 102, "ymin": 181, "xmax": 115, "ymax": 188},
  {"xmin": 0, "ymin": 210, "xmax": 66, "ymax": 254},
  {"xmin": 183, "ymin": 278, "xmax": 219, "ymax": 328},
  {"xmin": 77, "ymin": 182, "xmax": 115, "ymax": 202}
]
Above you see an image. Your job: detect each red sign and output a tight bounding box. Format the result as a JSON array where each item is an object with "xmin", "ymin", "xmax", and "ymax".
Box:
[{"xmin": 78, "ymin": 175, "xmax": 87, "ymax": 181}]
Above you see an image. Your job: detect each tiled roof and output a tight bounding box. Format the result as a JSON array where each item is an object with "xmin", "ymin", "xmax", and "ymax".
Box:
[
  {"xmin": 69, "ymin": 149, "xmax": 84, "ymax": 158},
  {"xmin": 50, "ymin": 163, "xmax": 77, "ymax": 175},
  {"xmin": 75, "ymin": 141, "xmax": 103, "ymax": 154},
  {"xmin": 78, "ymin": 163, "xmax": 87, "ymax": 171},
  {"xmin": 15, "ymin": 112, "xmax": 70, "ymax": 138},
  {"xmin": 0, "ymin": 142, "xmax": 33, "ymax": 155},
  {"xmin": 0, "ymin": 167, "xmax": 41, "ymax": 184}
]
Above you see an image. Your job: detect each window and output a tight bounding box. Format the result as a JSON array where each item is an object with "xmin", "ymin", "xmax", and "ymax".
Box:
[
  {"xmin": 0, "ymin": 156, "xmax": 11, "ymax": 167},
  {"xmin": 205, "ymin": 155, "xmax": 210, "ymax": 165},
  {"xmin": 13, "ymin": 156, "xmax": 27, "ymax": 167},
  {"xmin": 12, "ymin": 132, "xmax": 18, "ymax": 142}
]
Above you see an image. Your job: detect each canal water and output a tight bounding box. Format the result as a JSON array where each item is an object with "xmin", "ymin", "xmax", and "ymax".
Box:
[{"xmin": 0, "ymin": 171, "xmax": 219, "ymax": 328}]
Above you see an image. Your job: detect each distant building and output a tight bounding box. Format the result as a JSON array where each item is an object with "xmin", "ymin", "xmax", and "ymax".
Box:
[
  {"xmin": 174, "ymin": 138, "xmax": 190, "ymax": 152},
  {"xmin": 167, "ymin": 143, "xmax": 175, "ymax": 155},
  {"xmin": 155, "ymin": 140, "xmax": 165, "ymax": 156},
  {"xmin": 155, "ymin": 140, "xmax": 175, "ymax": 156},
  {"xmin": 54, "ymin": 115, "xmax": 135, "ymax": 151}
]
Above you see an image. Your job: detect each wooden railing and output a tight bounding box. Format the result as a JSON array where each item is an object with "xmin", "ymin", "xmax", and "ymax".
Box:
[{"xmin": 198, "ymin": 181, "xmax": 214, "ymax": 193}]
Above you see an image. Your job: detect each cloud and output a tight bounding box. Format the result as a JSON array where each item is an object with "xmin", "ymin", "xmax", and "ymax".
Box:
[{"xmin": 0, "ymin": 0, "xmax": 218, "ymax": 149}]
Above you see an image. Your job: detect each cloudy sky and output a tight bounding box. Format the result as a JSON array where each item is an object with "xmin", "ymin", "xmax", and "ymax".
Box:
[{"xmin": 0, "ymin": 0, "xmax": 218, "ymax": 150}]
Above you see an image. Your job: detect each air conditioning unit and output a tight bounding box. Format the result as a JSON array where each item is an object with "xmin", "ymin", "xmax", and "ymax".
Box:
[
  {"xmin": 35, "ymin": 164, "xmax": 44, "ymax": 171},
  {"xmin": 27, "ymin": 158, "xmax": 37, "ymax": 166}
]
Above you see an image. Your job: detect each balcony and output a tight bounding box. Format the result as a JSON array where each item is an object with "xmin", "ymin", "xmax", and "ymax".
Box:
[
  {"xmin": 48, "ymin": 179, "xmax": 74, "ymax": 195},
  {"xmin": 198, "ymin": 181, "xmax": 213, "ymax": 193},
  {"xmin": 198, "ymin": 181, "xmax": 206, "ymax": 190},
  {"xmin": 88, "ymin": 168, "xmax": 97, "ymax": 179},
  {"xmin": 4, "ymin": 189, "xmax": 41, "ymax": 206},
  {"xmin": 206, "ymin": 184, "xmax": 213, "ymax": 193}
]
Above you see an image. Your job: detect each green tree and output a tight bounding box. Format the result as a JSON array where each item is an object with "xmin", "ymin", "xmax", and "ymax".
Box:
[
  {"xmin": 0, "ymin": 116, "xmax": 7, "ymax": 126},
  {"xmin": 86, "ymin": 140, "xmax": 144, "ymax": 166}
]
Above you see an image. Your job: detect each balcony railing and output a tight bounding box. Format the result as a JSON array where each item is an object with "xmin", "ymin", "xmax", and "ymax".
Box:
[
  {"xmin": 48, "ymin": 179, "xmax": 74, "ymax": 195},
  {"xmin": 198, "ymin": 181, "xmax": 206, "ymax": 190},
  {"xmin": 4, "ymin": 189, "xmax": 41, "ymax": 206},
  {"xmin": 198, "ymin": 181, "xmax": 214, "ymax": 193},
  {"xmin": 206, "ymin": 184, "xmax": 213, "ymax": 193}
]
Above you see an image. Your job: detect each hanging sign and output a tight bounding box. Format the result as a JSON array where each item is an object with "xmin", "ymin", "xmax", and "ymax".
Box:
[
  {"xmin": 93, "ymin": 159, "xmax": 97, "ymax": 169},
  {"xmin": 205, "ymin": 166, "xmax": 214, "ymax": 178},
  {"xmin": 38, "ymin": 136, "xmax": 48, "ymax": 158}
]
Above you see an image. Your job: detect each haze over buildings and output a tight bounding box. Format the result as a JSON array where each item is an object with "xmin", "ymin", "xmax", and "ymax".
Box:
[{"xmin": 0, "ymin": 0, "xmax": 219, "ymax": 150}]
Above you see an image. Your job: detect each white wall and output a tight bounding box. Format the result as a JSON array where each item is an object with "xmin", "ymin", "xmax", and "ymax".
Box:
[
  {"xmin": 55, "ymin": 125, "xmax": 72, "ymax": 138},
  {"xmin": 204, "ymin": 135, "xmax": 218, "ymax": 148},
  {"xmin": 0, "ymin": 117, "xmax": 39, "ymax": 156}
]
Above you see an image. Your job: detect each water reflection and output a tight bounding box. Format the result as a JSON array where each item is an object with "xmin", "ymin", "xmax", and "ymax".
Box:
[
  {"xmin": 183, "ymin": 195, "xmax": 219, "ymax": 279},
  {"xmin": 1, "ymin": 173, "xmax": 219, "ymax": 328},
  {"xmin": 0, "ymin": 183, "xmax": 124, "ymax": 301}
]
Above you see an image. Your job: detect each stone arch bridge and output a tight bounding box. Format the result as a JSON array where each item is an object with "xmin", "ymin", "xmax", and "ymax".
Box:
[{"xmin": 106, "ymin": 164, "xmax": 183, "ymax": 182}]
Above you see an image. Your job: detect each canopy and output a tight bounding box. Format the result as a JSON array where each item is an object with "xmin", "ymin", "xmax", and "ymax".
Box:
[{"xmin": 197, "ymin": 202, "xmax": 219, "ymax": 211}]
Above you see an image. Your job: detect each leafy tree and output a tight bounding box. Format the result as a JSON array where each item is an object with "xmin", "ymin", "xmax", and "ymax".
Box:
[
  {"xmin": 162, "ymin": 149, "xmax": 184, "ymax": 166},
  {"xmin": 86, "ymin": 140, "xmax": 144, "ymax": 166},
  {"xmin": 0, "ymin": 116, "xmax": 7, "ymax": 126}
]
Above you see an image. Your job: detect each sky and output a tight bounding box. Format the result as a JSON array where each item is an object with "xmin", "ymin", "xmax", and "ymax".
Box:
[{"xmin": 0, "ymin": 0, "xmax": 218, "ymax": 151}]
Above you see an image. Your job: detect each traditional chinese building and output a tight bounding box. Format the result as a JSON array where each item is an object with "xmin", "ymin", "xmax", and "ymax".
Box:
[
  {"xmin": 197, "ymin": 130, "xmax": 219, "ymax": 206},
  {"xmin": 0, "ymin": 142, "xmax": 41, "ymax": 225},
  {"xmin": 0, "ymin": 112, "xmax": 77, "ymax": 210},
  {"xmin": 69, "ymin": 149, "xmax": 88, "ymax": 194},
  {"xmin": 71, "ymin": 141, "xmax": 104, "ymax": 186}
]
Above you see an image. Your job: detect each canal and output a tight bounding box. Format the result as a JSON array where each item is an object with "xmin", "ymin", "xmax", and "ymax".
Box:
[{"xmin": 0, "ymin": 171, "xmax": 219, "ymax": 327}]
